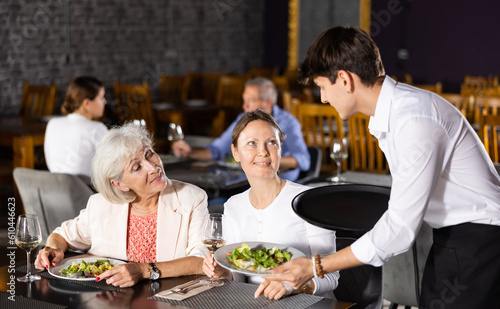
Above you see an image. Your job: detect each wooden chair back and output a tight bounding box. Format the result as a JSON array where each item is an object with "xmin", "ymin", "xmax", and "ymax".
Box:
[
  {"xmin": 296, "ymin": 102, "xmax": 346, "ymax": 171},
  {"xmin": 347, "ymin": 113, "xmax": 388, "ymax": 173},
  {"xmin": 480, "ymin": 113, "xmax": 500, "ymax": 163},
  {"xmin": 20, "ymin": 82, "xmax": 58, "ymax": 118},
  {"xmin": 461, "ymin": 74, "xmax": 499, "ymax": 97},
  {"xmin": 215, "ymin": 74, "xmax": 247, "ymax": 120},
  {"xmin": 182, "ymin": 72, "xmax": 219, "ymax": 103},
  {"xmin": 114, "ymin": 82, "xmax": 156, "ymax": 134},
  {"xmin": 158, "ymin": 75, "xmax": 185, "ymax": 103}
]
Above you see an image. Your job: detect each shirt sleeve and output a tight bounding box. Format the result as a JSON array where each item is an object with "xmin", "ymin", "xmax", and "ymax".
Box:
[
  {"xmin": 304, "ymin": 221, "xmax": 340, "ymax": 294},
  {"xmin": 279, "ymin": 114, "xmax": 311, "ymax": 172},
  {"xmin": 352, "ymin": 116, "xmax": 449, "ymax": 266},
  {"xmin": 204, "ymin": 116, "xmax": 240, "ymax": 160},
  {"xmin": 185, "ymin": 188, "xmax": 209, "ymax": 258},
  {"xmin": 53, "ymin": 199, "xmax": 93, "ymax": 251}
]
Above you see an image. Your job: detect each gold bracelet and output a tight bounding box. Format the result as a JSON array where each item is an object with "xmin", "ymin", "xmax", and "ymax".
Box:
[{"xmin": 314, "ymin": 254, "xmax": 325, "ymax": 278}]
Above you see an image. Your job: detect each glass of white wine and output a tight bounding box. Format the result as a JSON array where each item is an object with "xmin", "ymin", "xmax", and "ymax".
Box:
[
  {"xmin": 329, "ymin": 137, "xmax": 349, "ymax": 183},
  {"xmin": 200, "ymin": 213, "xmax": 225, "ymax": 287},
  {"xmin": 15, "ymin": 214, "xmax": 42, "ymax": 282}
]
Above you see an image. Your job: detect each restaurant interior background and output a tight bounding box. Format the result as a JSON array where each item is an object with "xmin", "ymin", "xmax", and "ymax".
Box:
[
  {"xmin": 2, "ymin": 0, "xmax": 499, "ymax": 116},
  {"xmin": 1, "ymin": 0, "xmax": 499, "ymax": 264}
]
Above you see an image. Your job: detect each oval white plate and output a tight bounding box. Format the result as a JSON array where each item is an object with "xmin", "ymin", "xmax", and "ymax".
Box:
[
  {"xmin": 48, "ymin": 257, "xmax": 126, "ymax": 281},
  {"xmin": 214, "ymin": 241, "xmax": 305, "ymax": 276}
]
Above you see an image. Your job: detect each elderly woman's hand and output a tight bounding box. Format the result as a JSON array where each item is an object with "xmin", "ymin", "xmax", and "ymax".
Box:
[
  {"xmin": 97, "ymin": 263, "xmax": 147, "ymax": 288},
  {"xmin": 35, "ymin": 246, "xmax": 65, "ymax": 270},
  {"xmin": 202, "ymin": 252, "xmax": 231, "ymax": 280}
]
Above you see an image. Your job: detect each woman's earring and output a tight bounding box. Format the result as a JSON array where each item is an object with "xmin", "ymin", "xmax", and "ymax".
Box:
[{"xmin": 347, "ymin": 90, "xmax": 353, "ymax": 94}]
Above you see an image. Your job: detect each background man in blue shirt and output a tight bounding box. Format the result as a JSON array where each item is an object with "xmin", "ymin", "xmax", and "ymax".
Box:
[{"xmin": 172, "ymin": 77, "xmax": 310, "ymax": 181}]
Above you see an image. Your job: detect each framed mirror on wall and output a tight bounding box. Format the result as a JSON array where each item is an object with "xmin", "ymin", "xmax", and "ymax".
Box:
[{"xmin": 287, "ymin": 0, "xmax": 371, "ymax": 70}]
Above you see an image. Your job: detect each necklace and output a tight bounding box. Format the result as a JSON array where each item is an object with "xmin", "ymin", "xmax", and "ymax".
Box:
[{"xmin": 131, "ymin": 203, "xmax": 158, "ymax": 213}]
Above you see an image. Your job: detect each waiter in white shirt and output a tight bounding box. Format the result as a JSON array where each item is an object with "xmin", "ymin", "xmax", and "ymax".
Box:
[{"xmin": 259, "ymin": 26, "xmax": 500, "ymax": 309}]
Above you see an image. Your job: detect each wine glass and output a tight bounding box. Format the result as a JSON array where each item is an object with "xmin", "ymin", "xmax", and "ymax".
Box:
[
  {"xmin": 329, "ymin": 137, "xmax": 349, "ymax": 183},
  {"xmin": 15, "ymin": 214, "xmax": 42, "ymax": 282},
  {"xmin": 200, "ymin": 213, "xmax": 225, "ymax": 287},
  {"xmin": 167, "ymin": 123, "xmax": 184, "ymax": 142}
]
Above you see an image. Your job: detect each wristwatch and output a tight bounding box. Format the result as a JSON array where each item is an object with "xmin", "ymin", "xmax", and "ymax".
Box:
[{"xmin": 148, "ymin": 263, "xmax": 160, "ymax": 280}]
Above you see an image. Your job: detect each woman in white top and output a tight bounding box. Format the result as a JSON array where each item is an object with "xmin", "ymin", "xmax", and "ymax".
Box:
[
  {"xmin": 44, "ymin": 76, "xmax": 108, "ymax": 179},
  {"xmin": 202, "ymin": 109, "xmax": 339, "ymax": 300}
]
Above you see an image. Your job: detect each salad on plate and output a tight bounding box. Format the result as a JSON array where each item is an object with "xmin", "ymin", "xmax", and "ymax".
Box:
[
  {"xmin": 226, "ymin": 243, "xmax": 291, "ymax": 273},
  {"xmin": 60, "ymin": 259, "xmax": 115, "ymax": 279}
]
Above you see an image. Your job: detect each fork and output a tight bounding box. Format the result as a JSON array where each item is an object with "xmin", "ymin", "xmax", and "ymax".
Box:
[
  {"xmin": 162, "ymin": 280, "xmax": 201, "ymax": 295},
  {"xmin": 172, "ymin": 283, "xmax": 203, "ymax": 294}
]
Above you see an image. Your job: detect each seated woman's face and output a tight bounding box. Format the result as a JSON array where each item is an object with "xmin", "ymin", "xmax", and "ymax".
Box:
[
  {"xmin": 118, "ymin": 146, "xmax": 167, "ymax": 198},
  {"xmin": 232, "ymin": 120, "xmax": 281, "ymax": 179}
]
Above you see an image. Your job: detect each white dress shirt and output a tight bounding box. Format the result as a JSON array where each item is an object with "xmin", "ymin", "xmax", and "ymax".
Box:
[
  {"xmin": 351, "ymin": 76, "xmax": 500, "ymax": 266},
  {"xmin": 223, "ymin": 181, "xmax": 339, "ymax": 297},
  {"xmin": 44, "ymin": 113, "xmax": 108, "ymax": 177}
]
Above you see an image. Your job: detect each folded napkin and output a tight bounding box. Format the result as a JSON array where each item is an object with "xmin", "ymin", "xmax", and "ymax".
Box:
[{"xmin": 154, "ymin": 279, "xmax": 212, "ymax": 301}]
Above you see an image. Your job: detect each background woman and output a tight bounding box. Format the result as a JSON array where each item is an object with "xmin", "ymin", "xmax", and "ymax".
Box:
[
  {"xmin": 36, "ymin": 123, "xmax": 209, "ymax": 287},
  {"xmin": 202, "ymin": 110, "xmax": 339, "ymax": 299},
  {"xmin": 44, "ymin": 76, "xmax": 108, "ymax": 180}
]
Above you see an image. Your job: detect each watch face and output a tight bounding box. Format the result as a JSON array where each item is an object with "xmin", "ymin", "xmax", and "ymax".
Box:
[
  {"xmin": 151, "ymin": 271, "xmax": 160, "ymax": 280},
  {"xmin": 149, "ymin": 263, "xmax": 160, "ymax": 280}
]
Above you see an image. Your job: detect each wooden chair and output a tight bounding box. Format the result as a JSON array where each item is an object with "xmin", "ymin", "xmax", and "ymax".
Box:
[
  {"xmin": 479, "ymin": 113, "xmax": 500, "ymax": 163},
  {"xmin": 182, "ymin": 72, "xmax": 219, "ymax": 103},
  {"xmin": 158, "ymin": 74, "xmax": 185, "ymax": 103},
  {"xmin": 477, "ymin": 96, "xmax": 500, "ymax": 116},
  {"xmin": 20, "ymin": 82, "xmax": 58, "ymax": 118},
  {"xmin": 296, "ymin": 102, "xmax": 346, "ymax": 171},
  {"xmin": 461, "ymin": 74, "xmax": 499, "ymax": 97},
  {"xmin": 347, "ymin": 113, "xmax": 389, "ymax": 173},
  {"xmin": 114, "ymin": 82, "xmax": 156, "ymax": 134},
  {"xmin": 215, "ymin": 74, "xmax": 247, "ymax": 122}
]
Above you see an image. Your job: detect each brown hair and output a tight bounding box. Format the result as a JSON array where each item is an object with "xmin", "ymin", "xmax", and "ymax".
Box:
[
  {"xmin": 231, "ymin": 109, "xmax": 286, "ymax": 147},
  {"xmin": 298, "ymin": 26, "xmax": 385, "ymax": 87},
  {"xmin": 61, "ymin": 76, "xmax": 104, "ymax": 115}
]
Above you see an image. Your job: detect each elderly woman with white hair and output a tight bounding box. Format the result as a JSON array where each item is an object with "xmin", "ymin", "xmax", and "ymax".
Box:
[{"xmin": 35, "ymin": 123, "xmax": 209, "ymax": 287}]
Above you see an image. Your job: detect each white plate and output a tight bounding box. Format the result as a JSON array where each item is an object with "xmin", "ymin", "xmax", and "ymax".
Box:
[
  {"xmin": 48, "ymin": 257, "xmax": 126, "ymax": 281},
  {"xmin": 214, "ymin": 241, "xmax": 305, "ymax": 276}
]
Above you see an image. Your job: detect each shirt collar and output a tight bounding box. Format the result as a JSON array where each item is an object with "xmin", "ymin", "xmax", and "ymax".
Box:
[{"xmin": 368, "ymin": 76, "xmax": 397, "ymax": 133}]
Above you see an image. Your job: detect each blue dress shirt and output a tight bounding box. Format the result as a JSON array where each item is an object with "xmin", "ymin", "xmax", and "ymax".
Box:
[{"xmin": 204, "ymin": 105, "xmax": 310, "ymax": 181}]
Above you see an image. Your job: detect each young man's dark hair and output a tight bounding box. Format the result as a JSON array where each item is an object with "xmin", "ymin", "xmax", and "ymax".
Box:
[{"xmin": 298, "ymin": 26, "xmax": 385, "ymax": 87}]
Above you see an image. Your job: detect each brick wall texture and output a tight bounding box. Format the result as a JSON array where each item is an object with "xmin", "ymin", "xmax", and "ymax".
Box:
[{"xmin": 1, "ymin": 0, "xmax": 265, "ymax": 116}]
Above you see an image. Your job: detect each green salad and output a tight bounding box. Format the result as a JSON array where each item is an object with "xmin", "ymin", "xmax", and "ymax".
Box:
[
  {"xmin": 226, "ymin": 243, "xmax": 292, "ymax": 273},
  {"xmin": 61, "ymin": 259, "xmax": 115, "ymax": 278}
]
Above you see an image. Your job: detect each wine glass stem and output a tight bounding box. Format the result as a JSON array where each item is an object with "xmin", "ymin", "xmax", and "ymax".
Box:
[
  {"xmin": 26, "ymin": 250, "xmax": 32, "ymax": 277},
  {"xmin": 336, "ymin": 161, "xmax": 342, "ymax": 178}
]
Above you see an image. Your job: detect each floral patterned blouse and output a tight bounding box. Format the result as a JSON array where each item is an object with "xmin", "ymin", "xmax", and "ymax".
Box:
[{"xmin": 126, "ymin": 211, "xmax": 157, "ymax": 263}]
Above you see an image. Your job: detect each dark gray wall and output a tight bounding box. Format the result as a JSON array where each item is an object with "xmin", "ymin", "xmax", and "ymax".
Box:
[
  {"xmin": 1, "ymin": 0, "xmax": 265, "ymax": 115},
  {"xmin": 371, "ymin": 0, "xmax": 500, "ymax": 93}
]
